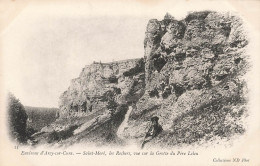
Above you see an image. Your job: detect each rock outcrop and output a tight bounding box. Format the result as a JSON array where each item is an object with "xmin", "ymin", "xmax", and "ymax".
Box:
[
  {"xmin": 59, "ymin": 58, "xmax": 145, "ymax": 117},
  {"xmin": 123, "ymin": 11, "xmax": 249, "ymax": 147},
  {"xmin": 56, "ymin": 11, "xmax": 249, "ymax": 148}
]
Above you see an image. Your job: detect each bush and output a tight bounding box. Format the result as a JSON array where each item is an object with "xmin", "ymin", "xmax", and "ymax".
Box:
[
  {"xmin": 101, "ymin": 88, "xmax": 121, "ymax": 102},
  {"xmin": 107, "ymin": 100, "xmax": 118, "ymax": 115},
  {"xmin": 162, "ymin": 86, "xmax": 172, "ymax": 99},
  {"xmin": 26, "ymin": 127, "xmax": 38, "ymax": 136},
  {"xmin": 123, "ymin": 58, "xmax": 145, "ymax": 77},
  {"xmin": 148, "ymin": 88, "xmax": 159, "ymax": 98},
  {"xmin": 47, "ymin": 125, "xmax": 78, "ymax": 143},
  {"xmin": 108, "ymin": 75, "xmax": 118, "ymax": 83},
  {"xmin": 185, "ymin": 11, "xmax": 211, "ymax": 23},
  {"xmin": 172, "ymin": 84, "xmax": 185, "ymax": 97},
  {"xmin": 7, "ymin": 93, "xmax": 28, "ymax": 143},
  {"xmin": 153, "ymin": 55, "xmax": 167, "ymax": 72}
]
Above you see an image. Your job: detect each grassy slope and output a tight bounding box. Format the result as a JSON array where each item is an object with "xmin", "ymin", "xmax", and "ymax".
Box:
[
  {"xmin": 33, "ymin": 105, "xmax": 128, "ymax": 147},
  {"xmin": 142, "ymin": 70, "xmax": 248, "ymax": 148}
]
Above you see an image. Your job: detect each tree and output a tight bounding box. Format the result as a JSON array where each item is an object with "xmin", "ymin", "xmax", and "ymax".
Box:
[
  {"xmin": 106, "ymin": 99, "xmax": 118, "ymax": 115},
  {"xmin": 7, "ymin": 93, "xmax": 28, "ymax": 143}
]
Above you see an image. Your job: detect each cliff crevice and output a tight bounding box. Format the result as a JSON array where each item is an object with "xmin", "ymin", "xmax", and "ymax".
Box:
[{"xmin": 53, "ymin": 11, "xmax": 250, "ymax": 148}]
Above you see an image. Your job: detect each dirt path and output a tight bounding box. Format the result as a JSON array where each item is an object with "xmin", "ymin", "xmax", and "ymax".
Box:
[{"xmin": 116, "ymin": 106, "xmax": 133, "ymax": 139}]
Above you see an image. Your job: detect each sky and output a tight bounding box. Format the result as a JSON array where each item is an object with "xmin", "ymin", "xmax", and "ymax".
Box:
[
  {"xmin": 2, "ymin": 1, "xmax": 151, "ymax": 107},
  {"xmin": 3, "ymin": 16, "xmax": 146, "ymax": 107},
  {"xmin": 2, "ymin": 0, "xmax": 250, "ymax": 108}
]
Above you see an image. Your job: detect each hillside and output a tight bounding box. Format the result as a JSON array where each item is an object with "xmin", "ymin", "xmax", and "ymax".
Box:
[
  {"xmin": 32, "ymin": 11, "xmax": 249, "ymax": 148},
  {"xmin": 25, "ymin": 106, "xmax": 59, "ymax": 131}
]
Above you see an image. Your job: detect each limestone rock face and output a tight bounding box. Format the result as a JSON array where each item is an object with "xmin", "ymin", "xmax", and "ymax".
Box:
[
  {"xmin": 57, "ymin": 11, "xmax": 249, "ymax": 147},
  {"xmin": 59, "ymin": 59, "xmax": 145, "ymax": 117},
  {"xmin": 123, "ymin": 11, "xmax": 249, "ymax": 146},
  {"xmin": 144, "ymin": 19, "xmax": 162, "ymax": 83}
]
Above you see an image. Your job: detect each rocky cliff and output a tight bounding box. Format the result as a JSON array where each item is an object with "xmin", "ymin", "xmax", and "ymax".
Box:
[
  {"xmin": 59, "ymin": 58, "xmax": 145, "ymax": 117},
  {"xmin": 53, "ymin": 11, "xmax": 249, "ymax": 148}
]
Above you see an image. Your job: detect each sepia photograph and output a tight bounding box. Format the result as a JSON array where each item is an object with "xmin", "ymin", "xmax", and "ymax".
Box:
[{"xmin": 1, "ymin": 0, "xmax": 260, "ymax": 166}]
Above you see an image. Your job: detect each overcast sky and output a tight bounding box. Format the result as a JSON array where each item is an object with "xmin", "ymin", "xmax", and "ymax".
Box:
[
  {"xmin": 2, "ymin": 2, "xmax": 153, "ymax": 107},
  {"xmin": 2, "ymin": 0, "xmax": 245, "ymax": 108}
]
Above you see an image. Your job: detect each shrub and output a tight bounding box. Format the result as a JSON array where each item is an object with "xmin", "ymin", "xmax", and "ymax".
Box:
[
  {"xmin": 101, "ymin": 88, "xmax": 121, "ymax": 102},
  {"xmin": 107, "ymin": 100, "xmax": 118, "ymax": 114},
  {"xmin": 47, "ymin": 125, "xmax": 78, "ymax": 143},
  {"xmin": 172, "ymin": 84, "xmax": 185, "ymax": 97},
  {"xmin": 153, "ymin": 55, "xmax": 167, "ymax": 72},
  {"xmin": 162, "ymin": 86, "xmax": 172, "ymax": 99},
  {"xmin": 148, "ymin": 88, "xmax": 159, "ymax": 98},
  {"xmin": 185, "ymin": 11, "xmax": 211, "ymax": 23},
  {"xmin": 108, "ymin": 75, "xmax": 118, "ymax": 83},
  {"xmin": 123, "ymin": 58, "xmax": 145, "ymax": 77},
  {"xmin": 26, "ymin": 127, "xmax": 38, "ymax": 136},
  {"xmin": 7, "ymin": 93, "xmax": 28, "ymax": 143}
]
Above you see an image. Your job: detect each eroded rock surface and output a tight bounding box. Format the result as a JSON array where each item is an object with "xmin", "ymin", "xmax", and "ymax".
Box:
[{"xmin": 49, "ymin": 11, "xmax": 249, "ymax": 148}]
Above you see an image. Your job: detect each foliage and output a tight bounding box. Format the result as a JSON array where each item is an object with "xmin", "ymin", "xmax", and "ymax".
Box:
[
  {"xmin": 26, "ymin": 127, "xmax": 38, "ymax": 136},
  {"xmin": 148, "ymin": 88, "xmax": 159, "ymax": 98},
  {"xmin": 153, "ymin": 55, "xmax": 167, "ymax": 72},
  {"xmin": 123, "ymin": 58, "xmax": 145, "ymax": 77},
  {"xmin": 108, "ymin": 75, "xmax": 118, "ymax": 83},
  {"xmin": 101, "ymin": 88, "xmax": 121, "ymax": 102},
  {"xmin": 47, "ymin": 125, "xmax": 78, "ymax": 143},
  {"xmin": 185, "ymin": 11, "xmax": 211, "ymax": 23},
  {"xmin": 106, "ymin": 99, "xmax": 118, "ymax": 114},
  {"xmin": 25, "ymin": 106, "xmax": 58, "ymax": 131},
  {"xmin": 7, "ymin": 93, "xmax": 28, "ymax": 143},
  {"xmin": 161, "ymin": 87, "xmax": 172, "ymax": 99}
]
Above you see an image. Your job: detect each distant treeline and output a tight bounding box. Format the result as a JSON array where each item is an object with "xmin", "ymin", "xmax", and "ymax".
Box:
[{"xmin": 25, "ymin": 106, "xmax": 59, "ymax": 131}]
